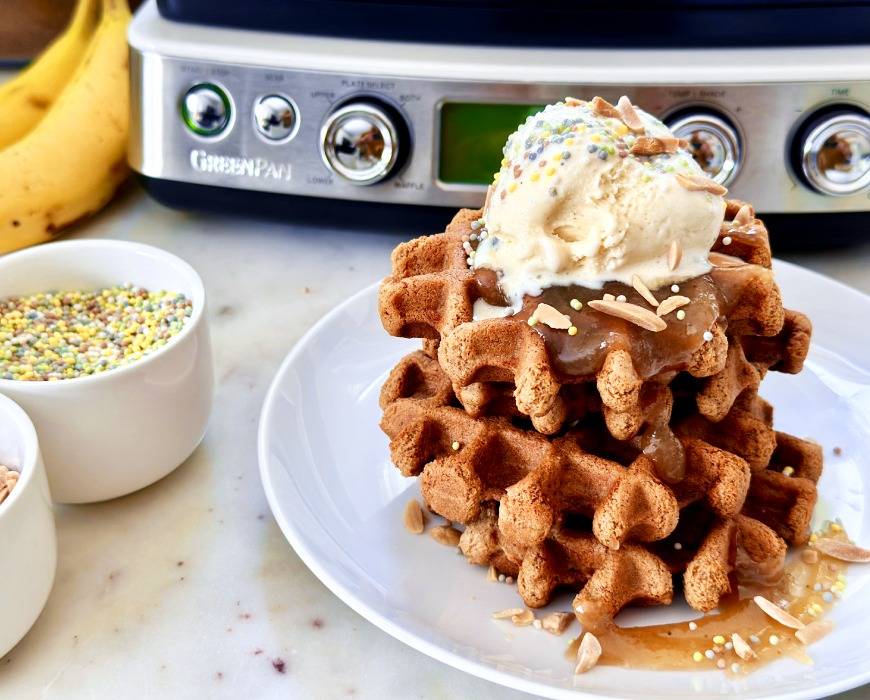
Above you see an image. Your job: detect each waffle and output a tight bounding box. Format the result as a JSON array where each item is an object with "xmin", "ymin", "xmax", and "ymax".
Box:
[
  {"xmin": 381, "ymin": 352, "xmax": 680, "ymax": 551},
  {"xmin": 460, "ymin": 501, "xmax": 674, "ymax": 628},
  {"xmin": 379, "ymin": 203, "xmax": 798, "ymax": 454},
  {"xmin": 379, "ymin": 192, "xmax": 822, "ymax": 636},
  {"xmin": 381, "ymin": 352, "xmax": 819, "ymax": 623},
  {"xmin": 460, "ymin": 501, "xmax": 795, "ymax": 628}
]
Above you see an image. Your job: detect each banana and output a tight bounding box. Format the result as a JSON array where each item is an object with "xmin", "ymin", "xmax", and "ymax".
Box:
[
  {"xmin": 0, "ymin": 0, "xmax": 130, "ymax": 255},
  {"xmin": 0, "ymin": 0, "xmax": 100, "ymax": 149}
]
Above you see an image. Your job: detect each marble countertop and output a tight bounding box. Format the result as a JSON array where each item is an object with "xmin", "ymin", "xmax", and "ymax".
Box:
[{"xmin": 0, "ymin": 185, "xmax": 868, "ymax": 700}]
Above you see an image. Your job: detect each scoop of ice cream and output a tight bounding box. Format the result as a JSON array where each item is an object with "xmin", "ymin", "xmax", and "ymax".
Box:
[{"xmin": 473, "ymin": 98, "xmax": 726, "ymax": 309}]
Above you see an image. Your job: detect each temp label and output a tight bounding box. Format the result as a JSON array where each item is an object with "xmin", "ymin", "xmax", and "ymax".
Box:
[{"xmin": 189, "ymin": 149, "xmax": 292, "ymax": 181}]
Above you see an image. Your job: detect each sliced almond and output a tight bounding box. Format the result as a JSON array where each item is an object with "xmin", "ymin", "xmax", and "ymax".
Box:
[
  {"xmin": 668, "ymin": 240, "xmax": 682, "ymax": 271},
  {"xmin": 486, "ymin": 564, "xmax": 498, "ymax": 582},
  {"xmin": 430, "ymin": 524, "xmax": 461, "ymax": 547},
  {"xmin": 630, "ymin": 137, "xmax": 665, "ymax": 156},
  {"xmin": 661, "ymin": 136, "xmax": 689, "ymax": 152},
  {"xmin": 492, "ymin": 607, "xmax": 525, "ymax": 620},
  {"xmin": 708, "ymin": 251, "xmax": 745, "ymax": 268},
  {"xmin": 801, "ymin": 549, "xmax": 820, "ymax": 564},
  {"xmin": 753, "ymin": 595, "xmax": 805, "ymax": 630},
  {"xmin": 589, "ymin": 96, "xmax": 621, "ymax": 119},
  {"xmin": 733, "ymin": 203, "xmax": 754, "ymax": 226},
  {"xmin": 512, "ymin": 609, "xmax": 535, "ymax": 627},
  {"xmin": 530, "ymin": 302, "xmax": 572, "ymax": 330},
  {"xmin": 617, "ymin": 96, "xmax": 645, "ymax": 133},
  {"xmin": 587, "ymin": 299, "xmax": 667, "ymax": 332},
  {"xmin": 731, "ymin": 633, "xmax": 757, "ymax": 661},
  {"xmin": 814, "ymin": 538, "xmax": 870, "ymax": 563},
  {"xmin": 483, "ymin": 185, "xmax": 494, "ymax": 214},
  {"xmin": 656, "ymin": 295, "xmax": 690, "ymax": 317},
  {"xmin": 541, "ymin": 612, "xmax": 573, "ymax": 636},
  {"xmin": 574, "ymin": 632, "xmax": 602, "ymax": 674},
  {"xmin": 675, "ymin": 172, "xmax": 728, "ymax": 196},
  {"xmin": 565, "ymin": 96, "xmax": 582, "ymax": 107},
  {"xmin": 796, "ymin": 620, "xmax": 834, "ymax": 646},
  {"xmin": 631, "ymin": 274, "xmax": 659, "ymax": 307},
  {"xmin": 629, "ymin": 136, "xmax": 687, "ymax": 156},
  {"xmin": 403, "ymin": 499, "xmax": 426, "ymax": 534}
]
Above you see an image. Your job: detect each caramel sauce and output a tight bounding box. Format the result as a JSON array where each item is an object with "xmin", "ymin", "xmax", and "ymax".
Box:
[
  {"xmin": 472, "ymin": 260, "xmax": 762, "ymax": 481},
  {"xmin": 630, "ymin": 384, "xmax": 686, "ymax": 482},
  {"xmin": 514, "ymin": 277, "xmax": 724, "ymax": 380},
  {"xmin": 474, "ymin": 268, "xmax": 761, "ymax": 382},
  {"xmin": 565, "ymin": 540, "xmax": 846, "ymax": 674}
]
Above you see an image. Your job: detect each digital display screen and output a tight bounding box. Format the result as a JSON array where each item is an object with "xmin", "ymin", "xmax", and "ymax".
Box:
[{"xmin": 439, "ymin": 102, "xmax": 546, "ymax": 186}]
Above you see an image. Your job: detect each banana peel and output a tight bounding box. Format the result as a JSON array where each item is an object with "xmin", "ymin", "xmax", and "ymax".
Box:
[
  {"xmin": 0, "ymin": 0, "xmax": 100, "ymax": 148},
  {"xmin": 0, "ymin": 0, "xmax": 131, "ymax": 255}
]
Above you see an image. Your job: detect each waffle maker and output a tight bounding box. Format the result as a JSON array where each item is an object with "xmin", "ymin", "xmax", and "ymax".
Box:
[{"xmin": 129, "ymin": 0, "xmax": 870, "ymax": 239}]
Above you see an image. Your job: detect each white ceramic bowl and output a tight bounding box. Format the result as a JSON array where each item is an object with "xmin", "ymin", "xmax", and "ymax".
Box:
[
  {"xmin": 0, "ymin": 392, "xmax": 56, "ymax": 658},
  {"xmin": 0, "ymin": 240, "xmax": 214, "ymax": 503}
]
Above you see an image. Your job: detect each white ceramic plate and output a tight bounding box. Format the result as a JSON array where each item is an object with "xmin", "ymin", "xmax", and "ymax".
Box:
[{"xmin": 258, "ymin": 261, "xmax": 870, "ymax": 700}]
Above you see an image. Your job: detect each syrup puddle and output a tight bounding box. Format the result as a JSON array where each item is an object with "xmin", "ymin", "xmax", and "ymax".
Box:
[{"xmin": 566, "ymin": 527, "xmax": 849, "ymax": 674}]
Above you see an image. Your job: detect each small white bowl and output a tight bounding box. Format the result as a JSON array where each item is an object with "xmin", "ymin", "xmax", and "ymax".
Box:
[
  {"xmin": 0, "ymin": 240, "xmax": 214, "ymax": 503},
  {"xmin": 0, "ymin": 392, "xmax": 56, "ymax": 658}
]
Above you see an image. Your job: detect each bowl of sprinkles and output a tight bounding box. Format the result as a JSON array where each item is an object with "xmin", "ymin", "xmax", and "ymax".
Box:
[
  {"xmin": 0, "ymin": 391, "xmax": 56, "ymax": 658},
  {"xmin": 0, "ymin": 240, "xmax": 214, "ymax": 503},
  {"xmin": 0, "ymin": 284, "xmax": 192, "ymax": 381}
]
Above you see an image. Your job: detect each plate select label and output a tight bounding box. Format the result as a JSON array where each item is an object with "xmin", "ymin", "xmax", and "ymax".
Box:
[{"xmin": 189, "ymin": 149, "xmax": 292, "ymax": 181}]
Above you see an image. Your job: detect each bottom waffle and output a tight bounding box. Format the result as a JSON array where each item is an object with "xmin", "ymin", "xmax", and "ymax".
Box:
[{"xmin": 381, "ymin": 351, "xmax": 822, "ymax": 629}]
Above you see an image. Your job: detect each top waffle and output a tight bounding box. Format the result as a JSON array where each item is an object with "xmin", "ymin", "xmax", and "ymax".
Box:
[{"xmin": 379, "ymin": 201, "xmax": 811, "ymax": 483}]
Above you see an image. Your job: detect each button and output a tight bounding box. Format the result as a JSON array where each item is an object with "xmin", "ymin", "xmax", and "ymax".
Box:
[
  {"xmin": 181, "ymin": 83, "xmax": 231, "ymax": 137},
  {"xmin": 799, "ymin": 111, "xmax": 870, "ymax": 196},
  {"xmin": 320, "ymin": 101, "xmax": 403, "ymax": 184},
  {"xmin": 666, "ymin": 113, "xmax": 741, "ymax": 186},
  {"xmin": 254, "ymin": 94, "xmax": 299, "ymax": 142}
]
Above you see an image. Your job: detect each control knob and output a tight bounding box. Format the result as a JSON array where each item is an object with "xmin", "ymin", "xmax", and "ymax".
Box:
[
  {"xmin": 254, "ymin": 94, "xmax": 299, "ymax": 142},
  {"xmin": 666, "ymin": 111, "xmax": 741, "ymax": 186},
  {"xmin": 181, "ymin": 83, "xmax": 232, "ymax": 137},
  {"xmin": 320, "ymin": 100, "xmax": 406, "ymax": 185},
  {"xmin": 794, "ymin": 108, "xmax": 870, "ymax": 196}
]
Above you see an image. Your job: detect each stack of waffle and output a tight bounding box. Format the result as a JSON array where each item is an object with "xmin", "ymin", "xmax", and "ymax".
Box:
[{"xmin": 378, "ymin": 200, "xmax": 821, "ymax": 632}]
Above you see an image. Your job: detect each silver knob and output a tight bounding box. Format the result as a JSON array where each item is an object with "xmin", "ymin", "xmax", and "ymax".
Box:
[
  {"xmin": 254, "ymin": 94, "xmax": 299, "ymax": 142},
  {"xmin": 800, "ymin": 112, "xmax": 870, "ymax": 196},
  {"xmin": 181, "ymin": 83, "xmax": 231, "ymax": 137},
  {"xmin": 320, "ymin": 102, "xmax": 401, "ymax": 184},
  {"xmin": 667, "ymin": 113, "xmax": 741, "ymax": 186}
]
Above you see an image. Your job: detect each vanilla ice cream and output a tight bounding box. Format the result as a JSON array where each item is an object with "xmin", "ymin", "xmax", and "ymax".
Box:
[{"xmin": 473, "ymin": 98, "xmax": 726, "ymax": 310}]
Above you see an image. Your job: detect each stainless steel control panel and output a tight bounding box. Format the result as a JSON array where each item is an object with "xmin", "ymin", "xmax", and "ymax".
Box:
[{"xmin": 129, "ymin": 18, "xmax": 870, "ymax": 214}]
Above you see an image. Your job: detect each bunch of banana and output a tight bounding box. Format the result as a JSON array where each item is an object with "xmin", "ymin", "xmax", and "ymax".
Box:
[{"xmin": 0, "ymin": 0, "xmax": 130, "ymax": 255}]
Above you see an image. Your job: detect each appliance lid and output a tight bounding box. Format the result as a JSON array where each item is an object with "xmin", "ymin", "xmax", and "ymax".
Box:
[{"xmin": 156, "ymin": 0, "xmax": 870, "ymax": 48}]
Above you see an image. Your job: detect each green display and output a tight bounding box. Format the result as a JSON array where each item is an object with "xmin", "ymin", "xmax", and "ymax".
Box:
[{"xmin": 438, "ymin": 102, "xmax": 546, "ymax": 185}]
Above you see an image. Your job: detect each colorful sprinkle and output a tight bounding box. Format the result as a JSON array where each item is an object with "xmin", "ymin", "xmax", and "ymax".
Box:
[{"xmin": 0, "ymin": 284, "xmax": 192, "ymax": 381}]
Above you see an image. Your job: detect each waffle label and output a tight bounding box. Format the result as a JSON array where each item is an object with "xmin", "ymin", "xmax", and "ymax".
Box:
[{"xmin": 189, "ymin": 149, "xmax": 292, "ymax": 181}]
